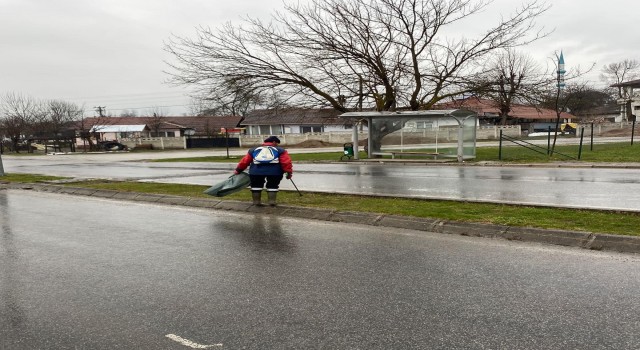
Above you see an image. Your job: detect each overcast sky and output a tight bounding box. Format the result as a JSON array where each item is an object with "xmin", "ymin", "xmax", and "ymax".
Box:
[{"xmin": 1, "ymin": 0, "xmax": 638, "ymax": 116}]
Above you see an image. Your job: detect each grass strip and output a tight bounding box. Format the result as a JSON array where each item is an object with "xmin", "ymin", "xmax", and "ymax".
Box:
[
  {"xmin": 0, "ymin": 173, "xmax": 68, "ymax": 182},
  {"xmin": 56, "ymin": 179, "xmax": 640, "ymax": 237},
  {"xmin": 149, "ymin": 142, "xmax": 640, "ymax": 163}
]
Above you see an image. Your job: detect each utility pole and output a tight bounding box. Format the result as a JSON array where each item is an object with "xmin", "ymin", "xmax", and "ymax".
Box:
[
  {"xmin": 550, "ymin": 51, "xmax": 566, "ymax": 156},
  {"xmin": 0, "ymin": 141, "xmax": 4, "ymax": 176},
  {"xmin": 94, "ymin": 106, "xmax": 106, "ymax": 117}
]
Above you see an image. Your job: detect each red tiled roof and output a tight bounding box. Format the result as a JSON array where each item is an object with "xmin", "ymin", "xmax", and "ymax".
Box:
[
  {"xmin": 77, "ymin": 116, "xmax": 243, "ymax": 135},
  {"xmin": 242, "ymin": 108, "xmax": 345, "ymax": 125},
  {"xmin": 434, "ymin": 97, "xmax": 575, "ymax": 120}
]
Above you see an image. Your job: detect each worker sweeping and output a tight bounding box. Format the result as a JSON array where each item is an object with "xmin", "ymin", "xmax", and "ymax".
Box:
[{"xmin": 234, "ymin": 136, "xmax": 293, "ymax": 206}]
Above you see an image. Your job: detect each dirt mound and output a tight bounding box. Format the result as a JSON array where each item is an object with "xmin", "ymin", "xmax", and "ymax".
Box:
[{"xmin": 601, "ymin": 127, "xmax": 633, "ymax": 137}]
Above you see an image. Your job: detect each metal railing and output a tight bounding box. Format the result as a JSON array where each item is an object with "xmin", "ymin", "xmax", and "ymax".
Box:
[{"xmin": 499, "ymin": 129, "xmax": 579, "ymax": 161}]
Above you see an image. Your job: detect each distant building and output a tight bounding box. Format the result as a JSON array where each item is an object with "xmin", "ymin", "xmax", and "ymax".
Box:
[
  {"xmin": 610, "ymin": 79, "xmax": 640, "ymax": 122},
  {"xmin": 241, "ymin": 108, "xmax": 361, "ymax": 135},
  {"xmin": 79, "ymin": 115, "xmax": 244, "ymax": 141},
  {"xmin": 434, "ymin": 97, "xmax": 575, "ymax": 133}
]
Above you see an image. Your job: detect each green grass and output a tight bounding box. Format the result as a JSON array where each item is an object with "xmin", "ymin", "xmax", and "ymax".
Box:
[
  {"xmin": 149, "ymin": 142, "xmax": 640, "ymax": 163},
  {"xmin": 485, "ymin": 142, "xmax": 640, "ymax": 162},
  {"xmin": 3, "ymin": 140, "xmax": 640, "ymax": 236},
  {"xmin": 39, "ymin": 178, "xmax": 640, "ymax": 237},
  {"xmin": 0, "ymin": 173, "xmax": 68, "ymax": 182},
  {"xmin": 151, "ymin": 151, "xmax": 369, "ymax": 163}
]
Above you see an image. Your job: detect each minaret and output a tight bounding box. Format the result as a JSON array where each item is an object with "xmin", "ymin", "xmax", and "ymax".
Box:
[{"xmin": 557, "ymin": 51, "xmax": 566, "ymax": 89}]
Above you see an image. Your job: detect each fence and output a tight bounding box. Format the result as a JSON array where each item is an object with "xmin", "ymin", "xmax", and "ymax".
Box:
[
  {"xmin": 120, "ymin": 137, "xmax": 186, "ymax": 150},
  {"xmin": 238, "ymin": 132, "xmax": 368, "ymax": 147},
  {"xmin": 115, "ymin": 123, "xmax": 633, "ymax": 150}
]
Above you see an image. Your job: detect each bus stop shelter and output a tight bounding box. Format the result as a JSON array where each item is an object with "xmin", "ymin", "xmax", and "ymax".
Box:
[{"xmin": 340, "ymin": 109, "xmax": 477, "ymax": 162}]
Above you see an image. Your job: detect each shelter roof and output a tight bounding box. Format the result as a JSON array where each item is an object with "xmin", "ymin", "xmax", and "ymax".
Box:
[
  {"xmin": 90, "ymin": 124, "xmax": 148, "ymax": 133},
  {"xmin": 610, "ymin": 79, "xmax": 640, "ymax": 88}
]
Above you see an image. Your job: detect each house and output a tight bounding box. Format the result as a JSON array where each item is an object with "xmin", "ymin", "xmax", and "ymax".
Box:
[
  {"xmin": 575, "ymin": 105, "xmax": 620, "ymax": 123},
  {"xmin": 241, "ymin": 108, "xmax": 358, "ymax": 135},
  {"xmin": 80, "ymin": 115, "xmax": 244, "ymax": 140},
  {"xmin": 89, "ymin": 124, "xmax": 151, "ymax": 141},
  {"xmin": 434, "ymin": 97, "xmax": 576, "ymax": 133},
  {"xmin": 74, "ymin": 115, "xmax": 244, "ymax": 150},
  {"xmin": 156, "ymin": 115, "xmax": 245, "ymax": 137},
  {"xmin": 610, "ymin": 79, "xmax": 640, "ymax": 122}
]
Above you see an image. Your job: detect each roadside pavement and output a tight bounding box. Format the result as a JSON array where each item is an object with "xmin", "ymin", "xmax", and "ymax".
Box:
[{"xmin": 2, "ymin": 181, "xmax": 639, "ymax": 255}]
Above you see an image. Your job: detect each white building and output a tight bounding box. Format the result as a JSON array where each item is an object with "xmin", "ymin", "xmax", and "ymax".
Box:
[
  {"xmin": 241, "ymin": 108, "xmax": 366, "ymax": 135},
  {"xmin": 611, "ymin": 79, "xmax": 640, "ymax": 122}
]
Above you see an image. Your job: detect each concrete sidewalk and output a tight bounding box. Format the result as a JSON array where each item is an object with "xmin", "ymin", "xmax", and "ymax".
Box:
[{"xmin": 3, "ymin": 182, "xmax": 639, "ymax": 255}]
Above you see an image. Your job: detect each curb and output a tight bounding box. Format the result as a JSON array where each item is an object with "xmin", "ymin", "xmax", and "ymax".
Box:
[{"xmin": 2, "ymin": 182, "xmax": 639, "ymax": 255}]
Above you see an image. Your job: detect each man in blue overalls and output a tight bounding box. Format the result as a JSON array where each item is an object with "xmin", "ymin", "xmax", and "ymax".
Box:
[{"xmin": 234, "ymin": 136, "xmax": 293, "ymax": 206}]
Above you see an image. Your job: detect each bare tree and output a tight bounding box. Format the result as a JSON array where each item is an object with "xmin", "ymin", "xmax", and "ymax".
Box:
[
  {"xmin": 166, "ymin": 0, "xmax": 548, "ymax": 148},
  {"xmin": 75, "ymin": 116, "xmax": 118, "ymax": 151},
  {"xmin": 0, "ymin": 93, "xmax": 44, "ymax": 153},
  {"xmin": 47, "ymin": 100, "xmax": 84, "ymax": 134},
  {"xmin": 146, "ymin": 106, "xmax": 167, "ymax": 136},
  {"xmin": 36, "ymin": 100, "xmax": 84, "ymax": 152},
  {"xmin": 75, "ymin": 117, "xmax": 99, "ymax": 151},
  {"xmin": 542, "ymin": 53, "xmax": 594, "ymax": 154},
  {"xmin": 167, "ymin": 0, "xmax": 549, "ymax": 110},
  {"xmin": 601, "ymin": 59, "xmax": 640, "ymax": 99},
  {"xmin": 196, "ymin": 78, "xmax": 265, "ymax": 116},
  {"xmin": 601, "ymin": 59, "xmax": 640, "ymax": 121},
  {"xmin": 476, "ymin": 49, "xmax": 548, "ymax": 124}
]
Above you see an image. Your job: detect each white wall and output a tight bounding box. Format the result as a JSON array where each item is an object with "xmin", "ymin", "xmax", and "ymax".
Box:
[{"xmin": 247, "ymin": 124, "xmax": 355, "ymax": 135}]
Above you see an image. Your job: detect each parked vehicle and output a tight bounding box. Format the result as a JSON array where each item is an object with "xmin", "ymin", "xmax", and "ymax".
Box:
[{"xmin": 99, "ymin": 141, "xmax": 128, "ymax": 151}]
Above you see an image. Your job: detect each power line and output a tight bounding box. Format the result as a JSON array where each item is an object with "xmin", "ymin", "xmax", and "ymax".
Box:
[
  {"xmin": 58, "ymin": 91, "xmax": 194, "ymax": 101},
  {"xmin": 107, "ymin": 104, "xmax": 191, "ymax": 111}
]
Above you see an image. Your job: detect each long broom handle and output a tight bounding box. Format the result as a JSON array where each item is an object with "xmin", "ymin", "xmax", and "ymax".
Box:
[{"xmin": 289, "ymin": 178, "xmax": 303, "ymax": 196}]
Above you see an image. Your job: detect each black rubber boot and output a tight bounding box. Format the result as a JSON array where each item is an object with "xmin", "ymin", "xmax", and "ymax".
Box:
[
  {"xmin": 252, "ymin": 191, "xmax": 263, "ymax": 206},
  {"xmin": 267, "ymin": 191, "xmax": 278, "ymax": 206}
]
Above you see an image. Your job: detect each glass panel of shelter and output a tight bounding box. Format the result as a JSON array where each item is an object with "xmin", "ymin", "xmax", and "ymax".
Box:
[{"xmin": 371, "ymin": 116, "xmax": 476, "ymax": 159}]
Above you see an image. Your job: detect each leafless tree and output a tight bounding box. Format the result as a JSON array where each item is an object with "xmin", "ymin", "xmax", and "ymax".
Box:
[
  {"xmin": 75, "ymin": 116, "xmax": 119, "ymax": 151},
  {"xmin": 165, "ymin": 0, "xmax": 548, "ymax": 149},
  {"xmin": 166, "ymin": 0, "xmax": 548, "ymax": 109},
  {"xmin": 188, "ymin": 97, "xmax": 214, "ymax": 116},
  {"xmin": 146, "ymin": 106, "xmax": 167, "ymax": 136},
  {"xmin": 196, "ymin": 79, "xmax": 265, "ymax": 116},
  {"xmin": 47, "ymin": 99, "xmax": 83, "ymax": 134},
  {"xmin": 542, "ymin": 53, "xmax": 594, "ymax": 154},
  {"xmin": 601, "ymin": 59, "xmax": 640, "ymax": 99},
  {"xmin": 0, "ymin": 93, "xmax": 45, "ymax": 153},
  {"xmin": 475, "ymin": 49, "xmax": 549, "ymax": 124},
  {"xmin": 601, "ymin": 59, "xmax": 640, "ymax": 121},
  {"xmin": 75, "ymin": 117, "xmax": 99, "ymax": 151}
]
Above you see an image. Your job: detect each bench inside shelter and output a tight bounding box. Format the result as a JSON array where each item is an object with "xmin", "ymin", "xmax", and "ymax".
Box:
[
  {"xmin": 389, "ymin": 151, "xmax": 440, "ymax": 159},
  {"xmin": 370, "ymin": 151, "xmax": 442, "ymax": 160}
]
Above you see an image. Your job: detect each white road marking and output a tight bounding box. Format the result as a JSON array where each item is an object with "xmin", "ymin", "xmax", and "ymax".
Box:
[{"xmin": 165, "ymin": 334, "xmax": 223, "ymax": 348}]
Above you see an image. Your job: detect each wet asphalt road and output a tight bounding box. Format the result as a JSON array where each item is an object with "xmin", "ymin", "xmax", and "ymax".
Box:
[
  {"xmin": 2, "ymin": 190, "xmax": 640, "ymax": 349},
  {"xmin": 3, "ymin": 150, "xmax": 640, "ymax": 212}
]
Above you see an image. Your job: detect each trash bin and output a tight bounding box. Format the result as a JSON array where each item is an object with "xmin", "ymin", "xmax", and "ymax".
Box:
[{"xmin": 341, "ymin": 142, "xmax": 354, "ymax": 160}]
